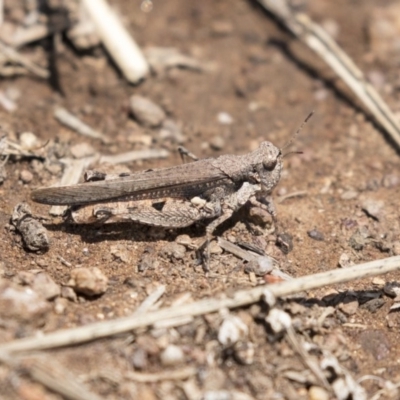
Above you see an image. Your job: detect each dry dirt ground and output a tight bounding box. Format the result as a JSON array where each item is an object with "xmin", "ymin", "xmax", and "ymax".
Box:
[{"xmin": 1, "ymin": 0, "xmax": 400, "ymax": 399}]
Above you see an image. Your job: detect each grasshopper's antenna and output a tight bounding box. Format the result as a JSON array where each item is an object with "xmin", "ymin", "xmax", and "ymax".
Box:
[
  {"xmin": 283, "ymin": 150, "xmax": 303, "ymax": 159},
  {"xmin": 281, "ymin": 111, "xmax": 314, "ymax": 152}
]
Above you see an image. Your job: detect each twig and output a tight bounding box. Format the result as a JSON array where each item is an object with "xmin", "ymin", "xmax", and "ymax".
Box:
[
  {"xmin": 0, "ymin": 41, "xmax": 49, "ymax": 78},
  {"xmin": 144, "ymin": 47, "xmax": 207, "ymax": 74},
  {"xmin": 277, "ymin": 190, "xmax": 307, "ymax": 203},
  {"xmin": 0, "ymin": 255, "xmax": 399, "ymax": 354},
  {"xmin": 50, "ymin": 157, "xmax": 97, "ymax": 216},
  {"xmin": 12, "ymin": 24, "xmax": 49, "ymax": 48},
  {"xmin": 81, "ymin": 0, "xmax": 149, "ymax": 84},
  {"xmin": 286, "ymin": 327, "xmax": 329, "ymax": 389},
  {"xmin": 218, "ymin": 237, "xmax": 292, "ymax": 281},
  {"xmin": 134, "ymin": 284, "xmax": 165, "ymax": 314},
  {"xmin": 0, "ymin": 353, "xmax": 102, "ymax": 400},
  {"xmin": 256, "ymin": 0, "xmax": 400, "ymax": 149},
  {"xmin": 54, "ymin": 107, "xmax": 108, "ymax": 142},
  {"xmin": 218, "ymin": 237, "xmax": 275, "ymax": 263},
  {"xmin": 125, "ymin": 366, "xmax": 197, "ymax": 383},
  {"xmin": 153, "ymin": 315, "xmax": 194, "ymax": 329}
]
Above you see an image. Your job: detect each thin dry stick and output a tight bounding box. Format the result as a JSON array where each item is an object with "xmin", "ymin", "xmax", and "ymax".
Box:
[
  {"xmin": 81, "ymin": 0, "xmax": 149, "ymax": 83},
  {"xmin": 125, "ymin": 366, "xmax": 197, "ymax": 383},
  {"xmin": 257, "ymin": 0, "xmax": 400, "ymax": 149},
  {"xmin": 54, "ymin": 107, "xmax": 107, "ymax": 142},
  {"xmin": 50, "ymin": 157, "xmax": 97, "ymax": 216},
  {"xmin": 134, "ymin": 284, "xmax": 165, "ymax": 314},
  {"xmin": 0, "ymin": 41, "xmax": 49, "ymax": 78},
  {"xmin": 0, "ymin": 354, "xmax": 102, "ymax": 400},
  {"xmin": 286, "ymin": 327, "xmax": 329, "ymax": 389},
  {"xmin": 218, "ymin": 237, "xmax": 292, "ymax": 281},
  {"xmin": 12, "ymin": 24, "xmax": 50, "ymax": 48},
  {"xmin": 277, "ymin": 190, "xmax": 307, "ymax": 203},
  {"xmin": 0, "ymin": 255, "xmax": 399, "ymax": 354}
]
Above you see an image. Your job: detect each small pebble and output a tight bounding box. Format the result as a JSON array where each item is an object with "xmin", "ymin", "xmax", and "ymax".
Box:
[
  {"xmin": 210, "ymin": 20, "xmax": 233, "ymax": 36},
  {"xmin": 309, "ymin": 386, "xmax": 329, "ymax": 400},
  {"xmin": 266, "ymin": 309, "xmax": 292, "ymax": 333},
  {"xmin": 216, "ymin": 112, "xmax": 233, "ymax": 125},
  {"xmin": 233, "ymin": 341, "xmax": 255, "ymax": 365},
  {"xmin": 349, "ymin": 228, "xmax": 369, "ymax": 250},
  {"xmin": 209, "ymin": 135, "xmax": 225, "ymax": 151},
  {"xmin": 175, "ymin": 234, "xmax": 192, "ymax": 248},
  {"xmin": 68, "ymin": 267, "xmax": 108, "ymax": 296},
  {"xmin": 110, "ymin": 245, "xmax": 131, "ymax": 263},
  {"xmin": 202, "ymin": 369, "xmax": 227, "ymax": 392},
  {"xmin": 54, "ymin": 298, "xmax": 68, "ymax": 314},
  {"xmin": 218, "ymin": 315, "xmax": 248, "ymax": 346},
  {"xmin": 359, "ymin": 329, "xmax": 390, "ymax": 360},
  {"xmin": 392, "ymin": 241, "xmax": 400, "ymax": 256},
  {"xmin": 340, "ymin": 189, "xmax": 358, "ymax": 200},
  {"xmin": 209, "ymin": 241, "xmax": 223, "ymax": 255},
  {"xmin": 321, "ymin": 18, "xmax": 340, "ymax": 39},
  {"xmin": 160, "ymin": 344, "xmax": 184, "ymax": 366},
  {"xmin": 0, "ymin": 279, "xmax": 51, "ymax": 323},
  {"xmin": 19, "ymin": 132, "xmax": 39, "ymax": 149},
  {"xmin": 382, "ymin": 174, "xmax": 400, "ymax": 188},
  {"xmin": 244, "ymin": 257, "xmax": 273, "ymax": 276},
  {"xmin": 19, "ymin": 170, "xmax": 33, "ymax": 184},
  {"xmin": 339, "ymin": 296, "xmax": 359, "ymax": 315},
  {"xmin": 248, "ymin": 206, "xmax": 273, "ymax": 227},
  {"xmin": 276, "ymin": 232, "xmax": 293, "ymax": 254},
  {"xmin": 130, "ymin": 95, "xmax": 166, "ymax": 127},
  {"xmin": 70, "ymin": 142, "xmax": 96, "ymax": 159},
  {"xmin": 160, "ymin": 242, "xmax": 186, "ymax": 260},
  {"xmin": 360, "ymin": 298, "xmax": 385, "ymax": 313},
  {"xmin": 30, "ymin": 272, "xmax": 60, "ymax": 300},
  {"xmin": 61, "ymin": 286, "xmax": 78, "ymax": 302},
  {"xmin": 338, "ymin": 253, "xmax": 353, "ymax": 268},
  {"xmin": 361, "ymin": 198, "xmax": 384, "ymax": 220},
  {"xmin": 307, "ymin": 229, "xmax": 325, "ymax": 241},
  {"xmin": 131, "ymin": 347, "xmax": 148, "ymax": 369},
  {"xmin": 383, "ymin": 282, "xmax": 400, "ymax": 298},
  {"xmin": 159, "ymin": 119, "xmax": 185, "ymax": 143},
  {"xmin": 372, "ymin": 277, "xmax": 385, "ymax": 287}
]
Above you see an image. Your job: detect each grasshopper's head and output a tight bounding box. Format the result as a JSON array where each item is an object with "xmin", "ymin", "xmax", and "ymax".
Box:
[
  {"xmin": 257, "ymin": 141, "xmax": 283, "ymax": 193},
  {"xmin": 255, "ymin": 113, "xmax": 311, "ymax": 193}
]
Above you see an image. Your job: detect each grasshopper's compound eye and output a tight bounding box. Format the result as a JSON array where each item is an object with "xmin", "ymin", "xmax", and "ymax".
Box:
[{"xmin": 263, "ymin": 158, "xmax": 278, "ymax": 171}]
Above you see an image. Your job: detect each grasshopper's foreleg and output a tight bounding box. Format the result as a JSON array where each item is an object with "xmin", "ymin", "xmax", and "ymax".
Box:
[{"xmin": 203, "ymin": 182, "xmax": 260, "ymax": 271}]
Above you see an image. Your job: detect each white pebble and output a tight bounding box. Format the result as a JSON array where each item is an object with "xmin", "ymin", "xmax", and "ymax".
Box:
[
  {"xmin": 160, "ymin": 344, "xmax": 184, "ymax": 366},
  {"xmin": 217, "ymin": 112, "xmax": 233, "ymax": 125}
]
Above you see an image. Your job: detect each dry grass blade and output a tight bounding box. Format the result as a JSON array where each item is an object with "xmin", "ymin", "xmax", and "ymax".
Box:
[
  {"xmin": 0, "ymin": 255, "xmax": 399, "ymax": 354},
  {"xmin": 49, "ymin": 157, "xmax": 97, "ymax": 216},
  {"xmin": 54, "ymin": 107, "xmax": 108, "ymax": 142},
  {"xmin": 81, "ymin": 0, "xmax": 149, "ymax": 83},
  {"xmin": 125, "ymin": 366, "xmax": 197, "ymax": 383},
  {"xmin": 218, "ymin": 237, "xmax": 292, "ymax": 280},
  {"xmin": 257, "ymin": 0, "xmax": 400, "ymax": 149},
  {"xmin": 286, "ymin": 327, "xmax": 329, "ymax": 389},
  {"xmin": 0, "ymin": 354, "xmax": 102, "ymax": 400},
  {"xmin": 0, "ymin": 41, "xmax": 49, "ymax": 78}
]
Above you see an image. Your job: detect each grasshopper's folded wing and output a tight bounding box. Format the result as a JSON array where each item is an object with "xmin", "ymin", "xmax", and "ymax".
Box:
[{"xmin": 31, "ymin": 160, "xmax": 229, "ymax": 205}]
